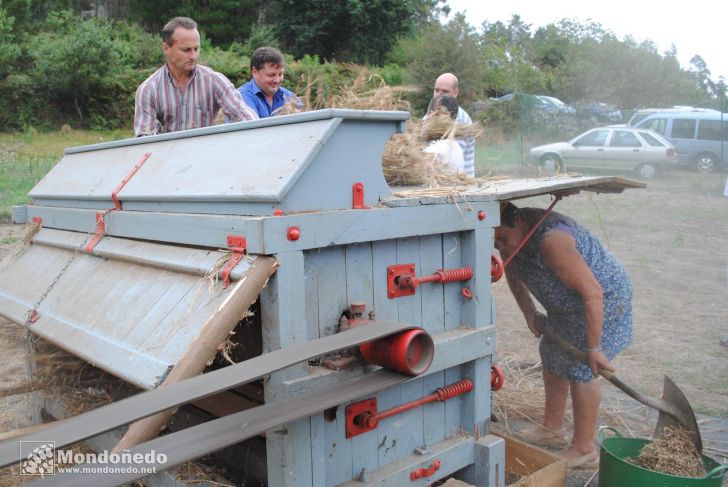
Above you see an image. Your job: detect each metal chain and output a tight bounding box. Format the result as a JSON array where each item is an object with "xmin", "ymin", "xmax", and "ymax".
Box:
[{"xmin": 23, "ymin": 208, "xmax": 114, "ymax": 342}]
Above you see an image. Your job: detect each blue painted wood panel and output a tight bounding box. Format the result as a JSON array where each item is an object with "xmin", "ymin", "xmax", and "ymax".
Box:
[
  {"xmin": 344, "ymin": 242, "xmax": 380, "ymax": 481},
  {"xmin": 418, "ymin": 235, "xmax": 446, "ymax": 448},
  {"xmin": 393, "ymin": 238, "xmax": 425, "ymax": 459}
]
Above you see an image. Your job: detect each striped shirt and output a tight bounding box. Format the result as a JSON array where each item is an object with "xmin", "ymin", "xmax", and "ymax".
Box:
[
  {"xmin": 456, "ymin": 107, "xmax": 476, "ymax": 177},
  {"xmin": 134, "ymin": 64, "xmax": 258, "ymax": 136}
]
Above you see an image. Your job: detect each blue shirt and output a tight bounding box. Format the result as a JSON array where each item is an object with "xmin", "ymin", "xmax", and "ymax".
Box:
[{"xmin": 238, "ymin": 79, "xmax": 299, "ymax": 118}]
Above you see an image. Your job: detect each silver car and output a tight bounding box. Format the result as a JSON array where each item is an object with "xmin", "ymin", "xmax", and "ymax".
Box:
[{"xmin": 528, "ymin": 127, "xmax": 677, "ymax": 178}]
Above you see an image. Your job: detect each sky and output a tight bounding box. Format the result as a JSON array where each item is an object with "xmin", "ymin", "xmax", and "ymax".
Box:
[{"xmin": 445, "ymin": 0, "xmax": 727, "ymax": 81}]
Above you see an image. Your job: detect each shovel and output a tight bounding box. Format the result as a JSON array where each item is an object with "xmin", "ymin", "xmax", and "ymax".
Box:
[{"xmin": 540, "ymin": 326, "xmax": 703, "ymax": 453}]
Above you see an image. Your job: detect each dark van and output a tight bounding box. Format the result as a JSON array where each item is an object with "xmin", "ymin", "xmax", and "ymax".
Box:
[{"xmin": 633, "ymin": 112, "xmax": 728, "ymax": 173}]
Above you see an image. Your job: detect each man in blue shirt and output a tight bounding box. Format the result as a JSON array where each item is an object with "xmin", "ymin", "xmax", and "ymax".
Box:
[{"xmin": 238, "ymin": 47, "xmax": 299, "ymax": 118}]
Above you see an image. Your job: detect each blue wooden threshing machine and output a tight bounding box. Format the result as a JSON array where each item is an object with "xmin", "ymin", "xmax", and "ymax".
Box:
[{"xmin": 0, "ymin": 109, "xmax": 640, "ymax": 486}]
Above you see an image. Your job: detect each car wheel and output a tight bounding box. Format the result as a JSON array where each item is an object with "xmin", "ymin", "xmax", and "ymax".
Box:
[
  {"xmin": 635, "ymin": 163, "xmax": 657, "ymax": 179},
  {"xmin": 695, "ymin": 153, "xmax": 717, "ymax": 173},
  {"xmin": 540, "ymin": 154, "xmax": 562, "ymax": 173}
]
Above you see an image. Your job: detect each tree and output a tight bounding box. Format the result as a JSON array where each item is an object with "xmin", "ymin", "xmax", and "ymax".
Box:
[
  {"xmin": 28, "ymin": 11, "xmax": 118, "ymax": 123},
  {"xmin": 269, "ymin": 0, "xmax": 440, "ymax": 65},
  {"xmin": 481, "ymin": 16, "xmax": 547, "ymax": 96},
  {"xmin": 397, "ymin": 13, "xmax": 485, "ymax": 110},
  {"xmin": 125, "ymin": 0, "xmax": 262, "ymax": 46},
  {"xmin": 0, "ymin": 4, "xmax": 21, "ymax": 76}
]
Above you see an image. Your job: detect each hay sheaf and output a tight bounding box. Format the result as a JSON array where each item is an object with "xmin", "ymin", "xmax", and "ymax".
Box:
[
  {"xmin": 382, "ymin": 111, "xmax": 486, "ymax": 187},
  {"xmin": 627, "ymin": 426, "xmax": 707, "ymax": 478}
]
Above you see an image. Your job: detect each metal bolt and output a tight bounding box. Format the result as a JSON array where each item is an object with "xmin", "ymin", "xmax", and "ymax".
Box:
[
  {"xmin": 414, "ymin": 446, "xmax": 429, "ymax": 456},
  {"xmin": 287, "ymin": 226, "xmax": 301, "ymax": 241},
  {"xmin": 486, "ymin": 337, "xmax": 492, "ymax": 345}
]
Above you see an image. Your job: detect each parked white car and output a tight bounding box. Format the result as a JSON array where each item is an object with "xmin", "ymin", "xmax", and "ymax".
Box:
[{"xmin": 529, "ymin": 127, "xmax": 677, "ymax": 178}]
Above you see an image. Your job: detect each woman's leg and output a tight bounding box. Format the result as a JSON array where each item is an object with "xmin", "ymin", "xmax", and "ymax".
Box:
[
  {"xmin": 542, "ymin": 369, "xmax": 569, "ymax": 431},
  {"xmin": 565, "ymin": 378, "xmax": 601, "ymax": 455}
]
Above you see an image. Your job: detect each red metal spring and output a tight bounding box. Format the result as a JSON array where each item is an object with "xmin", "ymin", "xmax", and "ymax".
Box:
[
  {"xmin": 436, "ymin": 379, "xmax": 473, "ymax": 401},
  {"xmin": 436, "ymin": 267, "xmax": 473, "ymax": 282}
]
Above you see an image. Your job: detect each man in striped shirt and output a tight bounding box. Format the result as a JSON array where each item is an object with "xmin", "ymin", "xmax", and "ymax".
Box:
[
  {"xmin": 134, "ymin": 17, "xmax": 257, "ymax": 137},
  {"xmin": 433, "ymin": 73, "xmax": 476, "ymax": 177}
]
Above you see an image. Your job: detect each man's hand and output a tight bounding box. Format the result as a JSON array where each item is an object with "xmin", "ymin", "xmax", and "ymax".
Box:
[
  {"xmin": 587, "ymin": 349, "xmax": 614, "ymax": 378},
  {"xmin": 526, "ymin": 310, "xmax": 547, "ymax": 338}
]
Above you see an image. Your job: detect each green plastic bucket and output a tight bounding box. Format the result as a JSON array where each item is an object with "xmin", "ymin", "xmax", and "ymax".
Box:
[{"xmin": 599, "ymin": 428, "xmax": 728, "ymax": 487}]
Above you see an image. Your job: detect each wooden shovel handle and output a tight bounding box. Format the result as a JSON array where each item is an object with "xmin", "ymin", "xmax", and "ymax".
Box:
[{"xmin": 541, "ymin": 327, "xmax": 679, "ymax": 417}]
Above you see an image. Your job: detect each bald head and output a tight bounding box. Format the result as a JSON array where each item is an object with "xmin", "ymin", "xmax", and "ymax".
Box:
[{"xmin": 434, "ymin": 73, "xmax": 459, "ymax": 98}]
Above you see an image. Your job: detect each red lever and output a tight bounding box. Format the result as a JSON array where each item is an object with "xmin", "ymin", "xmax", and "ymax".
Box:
[
  {"xmin": 491, "ymin": 364, "xmax": 504, "ymax": 391},
  {"xmin": 410, "ymin": 460, "xmax": 441, "ymax": 480},
  {"xmin": 346, "ymin": 379, "xmax": 473, "ymax": 438},
  {"xmin": 491, "ymin": 254, "xmax": 504, "ymax": 282}
]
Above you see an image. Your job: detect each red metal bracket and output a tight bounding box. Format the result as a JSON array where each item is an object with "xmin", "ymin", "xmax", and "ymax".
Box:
[
  {"xmin": 387, "ymin": 264, "xmax": 473, "ymax": 299},
  {"xmin": 111, "ymin": 152, "xmax": 152, "ymax": 210},
  {"xmin": 352, "ymin": 182, "xmax": 370, "ymax": 209},
  {"xmin": 221, "ymin": 235, "xmax": 247, "ymax": 289},
  {"xmin": 387, "ymin": 263, "xmax": 416, "ymax": 298},
  {"xmin": 83, "ymin": 212, "xmax": 107, "ymax": 253},
  {"xmin": 410, "ymin": 460, "xmax": 441, "ymax": 481},
  {"xmin": 345, "ymin": 398, "xmax": 378, "ymax": 439}
]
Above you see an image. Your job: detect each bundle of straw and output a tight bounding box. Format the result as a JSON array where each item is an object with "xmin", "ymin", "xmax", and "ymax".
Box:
[
  {"xmin": 627, "ymin": 426, "xmax": 707, "ymax": 477},
  {"xmin": 382, "ymin": 109, "xmax": 485, "ymax": 187}
]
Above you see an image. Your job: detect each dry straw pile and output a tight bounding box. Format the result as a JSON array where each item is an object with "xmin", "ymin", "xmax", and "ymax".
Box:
[
  {"xmin": 381, "ymin": 109, "xmax": 485, "ymax": 187},
  {"xmin": 627, "ymin": 426, "xmax": 707, "ymax": 478}
]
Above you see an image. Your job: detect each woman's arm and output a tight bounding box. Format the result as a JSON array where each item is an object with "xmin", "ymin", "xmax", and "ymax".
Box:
[
  {"xmin": 540, "ymin": 231, "xmax": 614, "ymax": 376},
  {"xmin": 504, "ymin": 265, "xmax": 546, "ymax": 337}
]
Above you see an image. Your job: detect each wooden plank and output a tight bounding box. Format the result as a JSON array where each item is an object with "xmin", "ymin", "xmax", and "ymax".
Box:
[
  {"xmin": 345, "ymin": 242, "xmax": 379, "ymax": 481},
  {"xmin": 382, "ymin": 175, "xmax": 645, "ymax": 206},
  {"xmin": 191, "ymin": 392, "xmax": 258, "ymax": 417},
  {"xmin": 315, "ymin": 246, "xmax": 347, "ymax": 339},
  {"xmin": 392, "ymin": 237, "xmax": 424, "ymax": 459},
  {"xmin": 459, "ymin": 226, "xmax": 493, "ymax": 442},
  {"xmin": 442, "ymin": 232, "xmax": 464, "ymax": 438},
  {"xmin": 260, "ymin": 251, "xmax": 310, "ymax": 487},
  {"xmin": 492, "ymin": 432, "xmax": 567, "ymax": 487},
  {"xmin": 371, "ymin": 239, "xmax": 400, "ymax": 469},
  {"xmin": 337, "ymin": 433, "xmax": 475, "ymax": 487},
  {"xmin": 473, "ymin": 435, "xmax": 506, "ymax": 487},
  {"xmin": 419, "ymin": 234, "xmax": 446, "ymax": 447},
  {"xmin": 461, "ymin": 226, "xmax": 493, "ymax": 330},
  {"xmin": 310, "ymin": 413, "xmax": 326, "ymax": 487},
  {"xmin": 24, "ymin": 201, "xmax": 495, "ymax": 255},
  {"xmin": 304, "ymin": 249, "xmax": 321, "ymax": 341}
]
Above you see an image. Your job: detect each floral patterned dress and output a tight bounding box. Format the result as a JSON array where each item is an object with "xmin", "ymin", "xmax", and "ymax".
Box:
[{"xmin": 511, "ymin": 212, "xmax": 633, "ymax": 383}]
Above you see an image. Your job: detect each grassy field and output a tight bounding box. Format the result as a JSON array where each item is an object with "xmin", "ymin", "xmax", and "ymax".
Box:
[{"xmin": 0, "ymin": 129, "xmax": 131, "ymax": 219}]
